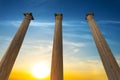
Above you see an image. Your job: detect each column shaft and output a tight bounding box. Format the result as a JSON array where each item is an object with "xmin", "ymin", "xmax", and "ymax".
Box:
[
  {"xmin": 0, "ymin": 13, "xmax": 34, "ymax": 80},
  {"xmin": 51, "ymin": 14, "xmax": 63, "ymax": 80},
  {"xmin": 86, "ymin": 13, "xmax": 120, "ymax": 80}
]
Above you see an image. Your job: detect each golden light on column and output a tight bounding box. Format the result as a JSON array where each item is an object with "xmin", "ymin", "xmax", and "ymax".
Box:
[
  {"xmin": 0, "ymin": 13, "xmax": 34, "ymax": 80},
  {"xmin": 51, "ymin": 13, "xmax": 63, "ymax": 80},
  {"xmin": 86, "ymin": 13, "xmax": 120, "ymax": 80}
]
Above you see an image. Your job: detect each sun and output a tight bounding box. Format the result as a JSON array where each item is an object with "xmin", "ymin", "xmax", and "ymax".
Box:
[{"xmin": 31, "ymin": 62, "xmax": 50, "ymax": 79}]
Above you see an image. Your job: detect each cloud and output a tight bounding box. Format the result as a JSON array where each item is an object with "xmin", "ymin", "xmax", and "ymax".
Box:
[
  {"xmin": 63, "ymin": 40, "xmax": 88, "ymax": 61},
  {"xmin": 30, "ymin": 20, "xmax": 87, "ymax": 27},
  {"xmin": 30, "ymin": 21, "xmax": 54, "ymax": 27},
  {"xmin": 0, "ymin": 20, "xmax": 54, "ymax": 28},
  {"xmin": 98, "ymin": 20, "xmax": 120, "ymax": 24},
  {"xmin": 64, "ymin": 59, "xmax": 104, "ymax": 72},
  {"xmin": 64, "ymin": 40, "xmax": 86, "ymax": 48},
  {"xmin": 0, "ymin": 20, "xmax": 88, "ymax": 28},
  {"xmin": 0, "ymin": 21, "xmax": 18, "ymax": 26},
  {"xmin": 63, "ymin": 20, "xmax": 87, "ymax": 27},
  {"xmin": 13, "ymin": 39, "xmax": 52, "ymax": 69},
  {"xmin": 14, "ymin": 38, "xmax": 87, "ymax": 67},
  {"xmin": 0, "ymin": 21, "xmax": 20, "ymax": 27},
  {"xmin": 64, "ymin": 33, "xmax": 92, "ymax": 40},
  {"xmin": 79, "ymin": 60, "xmax": 102, "ymax": 69},
  {"xmin": 20, "ymin": 39, "xmax": 52, "ymax": 55},
  {"xmin": 0, "ymin": 36, "xmax": 12, "ymax": 41}
]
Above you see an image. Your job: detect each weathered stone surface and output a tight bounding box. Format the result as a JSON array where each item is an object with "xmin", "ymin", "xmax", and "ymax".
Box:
[
  {"xmin": 51, "ymin": 13, "xmax": 63, "ymax": 80},
  {"xmin": 86, "ymin": 13, "xmax": 120, "ymax": 80},
  {"xmin": 0, "ymin": 13, "xmax": 34, "ymax": 80}
]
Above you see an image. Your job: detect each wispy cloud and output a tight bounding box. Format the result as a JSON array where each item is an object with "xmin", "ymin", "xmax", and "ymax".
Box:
[
  {"xmin": 64, "ymin": 59, "xmax": 104, "ymax": 72},
  {"xmin": 0, "ymin": 21, "xmax": 21, "ymax": 27},
  {"xmin": 64, "ymin": 40, "xmax": 86, "ymax": 48},
  {"xmin": 78, "ymin": 60, "xmax": 102, "ymax": 70},
  {"xmin": 0, "ymin": 20, "xmax": 88, "ymax": 28},
  {"xmin": 64, "ymin": 33, "xmax": 92, "ymax": 40},
  {"xmin": 0, "ymin": 36, "xmax": 12, "ymax": 41},
  {"xmin": 63, "ymin": 20, "xmax": 87, "ymax": 27},
  {"xmin": 14, "ymin": 39, "xmax": 52, "ymax": 69},
  {"xmin": 30, "ymin": 21, "xmax": 54, "ymax": 27},
  {"xmin": 0, "ymin": 20, "xmax": 55, "ymax": 28},
  {"xmin": 63, "ymin": 40, "xmax": 88, "ymax": 62},
  {"xmin": 98, "ymin": 20, "xmax": 120, "ymax": 24},
  {"xmin": 30, "ymin": 20, "xmax": 87, "ymax": 27}
]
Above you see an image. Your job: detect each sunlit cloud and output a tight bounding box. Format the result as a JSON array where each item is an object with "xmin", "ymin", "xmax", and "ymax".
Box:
[
  {"xmin": 12, "ymin": 39, "xmax": 51, "ymax": 76},
  {"xmin": 78, "ymin": 60, "xmax": 103, "ymax": 70},
  {"xmin": 64, "ymin": 59, "xmax": 105, "ymax": 76}
]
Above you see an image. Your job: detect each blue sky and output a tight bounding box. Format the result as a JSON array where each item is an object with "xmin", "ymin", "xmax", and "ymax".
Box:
[{"xmin": 0, "ymin": 0, "xmax": 120, "ymax": 80}]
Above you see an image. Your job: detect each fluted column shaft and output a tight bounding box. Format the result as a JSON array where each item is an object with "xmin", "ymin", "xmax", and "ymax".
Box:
[
  {"xmin": 51, "ymin": 14, "xmax": 63, "ymax": 80},
  {"xmin": 0, "ymin": 13, "xmax": 34, "ymax": 80},
  {"xmin": 86, "ymin": 13, "xmax": 120, "ymax": 80}
]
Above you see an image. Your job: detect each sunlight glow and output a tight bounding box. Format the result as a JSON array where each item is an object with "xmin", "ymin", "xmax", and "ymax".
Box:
[{"xmin": 31, "ymin": 62, "xmax": 50, "ymax": 79}]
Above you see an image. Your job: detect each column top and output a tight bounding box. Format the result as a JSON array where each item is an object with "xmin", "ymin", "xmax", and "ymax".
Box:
[
  {"xmin": 55, "ymin": 13, "xmax": 63, "ymax": 20},
  {"xmin": 85, "ymin": 13, "xmax": 94, "ymax": 20},
  {"xmin": 24, "ymin": 13, "xmax": 34, "ymax": 20}
]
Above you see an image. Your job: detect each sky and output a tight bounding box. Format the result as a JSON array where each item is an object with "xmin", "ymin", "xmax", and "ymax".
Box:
[{"xmin": 0, "ymin": 0, "xmax": 120, "ymax": 80}]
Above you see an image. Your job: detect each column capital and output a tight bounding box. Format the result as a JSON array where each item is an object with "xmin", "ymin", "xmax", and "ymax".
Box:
[
  {"xmin": 24, "ymin": 12, "xmax": 34, "ymax": 20},
  {"xmin": 85, "ymin": 13, "xmax": 94, "ymax": 20},
  {"xmin": 55, "ymin": 13, "xmax": 63, "ymax": 20}
]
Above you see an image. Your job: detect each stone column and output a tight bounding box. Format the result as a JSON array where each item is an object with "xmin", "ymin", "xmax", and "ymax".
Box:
[
  {"xmin": 0, "ymin": 13, "xmax": 34, "ymax": 80},
  {"xmin": 86, "ymin": 13, "xmax": 120, "ymax": 80},
  {"xmin": 51, "ymin": 13, "xmax": 63, "ymax": 80}
]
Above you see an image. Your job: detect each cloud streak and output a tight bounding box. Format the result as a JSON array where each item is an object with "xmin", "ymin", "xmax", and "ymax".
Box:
[
  {"xmin": 98, "ymin": 20, "xmax": 120, "ymax": 24},
  {"xmin": 30, "ymin": 21, "xmax": 54, "ymax": 27},
  {"xmin": 64, "ymin": 33, "xmax": 92, "ymax": 40},
  {"xmin": 0, "ymin": 20, "xmax": 88, "ymax": 27}
]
